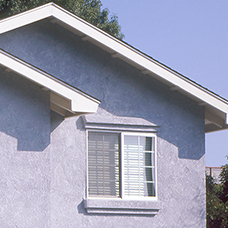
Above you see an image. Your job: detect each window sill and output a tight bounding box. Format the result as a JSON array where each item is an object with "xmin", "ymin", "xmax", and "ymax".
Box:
[{"xmin": 83, "ymin": 198, "xmax": 161, "ymax": 215}]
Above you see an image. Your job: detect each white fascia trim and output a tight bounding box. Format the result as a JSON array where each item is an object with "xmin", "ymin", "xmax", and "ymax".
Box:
[
  {"xmin": 1, "ymin": 3, "xmax": 228, "ymax": 122},
  {"xmin": 0, "ymin": 50, "xmax": 100, "ymax": 114},
  {"xmin": 51, "ymin": 5, "xmax": 228, "ymax": 121},
  {"xmin": 0, "ymin": 3, "xmax": 54, "ymax": 34}
]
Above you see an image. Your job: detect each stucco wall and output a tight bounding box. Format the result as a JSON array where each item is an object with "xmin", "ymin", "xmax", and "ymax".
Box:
[
  {"xmin": 0, "ymin": 19, "xmax": 206, "ymax": 227},
  {"xmin": 0, "ymin": 67, "xmax": 51, "ymax": 227}
]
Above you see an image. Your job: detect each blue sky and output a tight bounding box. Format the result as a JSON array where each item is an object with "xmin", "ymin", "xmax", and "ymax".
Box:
[{"xmin": 101, "ymin": 0, "xmax": 228, "ymax": 167}]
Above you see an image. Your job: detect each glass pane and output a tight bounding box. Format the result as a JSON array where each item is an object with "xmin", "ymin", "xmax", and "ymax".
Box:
[
  {"xmin": 124, "ymin": 135, "xmax": 155, "ymax": 197},
  {"xmin": 144, "ymin": 183, "xmax": 156, "ymax": 197},
  {"xmin": 145, "ymin": 167, "xmax": 152, "ymax": 181},
  {"xmin": 145, "ymin": 137, "xmax": 152, "ymax": 151},
  {"xmin": 88, "ymin": 132, "xmax": 120, "ymax": 197},
  {"xmin": 145, "ymin": 152, "xmax": 152, "ymax": 166}
]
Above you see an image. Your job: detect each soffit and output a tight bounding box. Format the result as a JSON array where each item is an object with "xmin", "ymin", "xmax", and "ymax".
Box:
[
  {"xmin": 0, "ymin": 3, "xmax": 228, "ymax": 132},
  {"xmin": 83, "ymin": 108, "xmax": 159, "ymax": 132},
  {"xmin": 0, "ymin": 49, "xmax": 100, "ymax": 117}
]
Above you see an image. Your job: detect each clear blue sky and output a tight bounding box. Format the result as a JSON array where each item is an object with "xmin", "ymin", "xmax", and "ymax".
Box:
[{"xmin": 101, "ymin": 0, "xmax": 228, "ymax": 167}]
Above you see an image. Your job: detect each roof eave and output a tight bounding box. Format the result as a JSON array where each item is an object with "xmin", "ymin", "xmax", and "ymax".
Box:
[
  {"xmin": 0, "ymin": 49, "xmax": 100, "ymax": 116},
  {"xmin": 1, "ymin": 2, "xmax": 228, "ymax": 130}
]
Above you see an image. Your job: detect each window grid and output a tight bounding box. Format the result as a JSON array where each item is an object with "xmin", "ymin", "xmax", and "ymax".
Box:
[
  {"xmin": 123, "ymin": 136, "xmax": 155, "ymax": 197},
  {"xmin": 88, "ymin": 132, "xmax": 120, "ymax": 197},
  {"xmin": 88, "ymin": 131, "xmax": 156, "ymax": 198}
]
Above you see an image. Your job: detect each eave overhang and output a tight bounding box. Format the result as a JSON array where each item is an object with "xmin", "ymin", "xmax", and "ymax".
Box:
[
  {"xmin": 0, "ymin": 49, "xmax": 100, "ymax": 117},
  {"xmin": 0, "ymin": 2, "xmax": 228, "ymax": 131}
]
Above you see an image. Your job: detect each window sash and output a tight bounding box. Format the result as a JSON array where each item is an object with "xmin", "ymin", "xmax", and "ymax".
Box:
[
  {"xmin": 88, "ymin": 131, "xmax": 156, "ymax": 198},
  {"xmin": 121, "ymin": 133, "xmax": 156, "ymax": 198},
  {"xmin": 88, "ymin": 132, "xmax": 120, "ymax": 197}
]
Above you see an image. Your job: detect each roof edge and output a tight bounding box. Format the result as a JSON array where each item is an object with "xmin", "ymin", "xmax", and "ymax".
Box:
[
  {"xmin": 0, "ymin": 49, "xmax": 100, "ymax": 115},
  {"xmin": 1, "ymin": 2, "xmax": 228, "ymax": 126},
  {"xmin": 0, "ymin": 2, "xmax": 227, "ymax": 106},
  {"xmin": 50, "ymin": 3, "xmax": 228, "ymax": 106}
]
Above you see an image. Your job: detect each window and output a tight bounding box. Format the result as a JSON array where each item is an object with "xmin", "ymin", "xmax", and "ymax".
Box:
[{"xmin": 88, "ymin": 131, "xmax": 156, "ymax": 199}]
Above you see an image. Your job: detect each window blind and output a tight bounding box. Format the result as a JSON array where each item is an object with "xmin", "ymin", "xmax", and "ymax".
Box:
[
  {"xmin": 88, "ymin": 132, "xmax": 120, "ymax": 197},
  {"xmin": 123, "ymin": 136, "xmax": 155, "ymax": 197}
]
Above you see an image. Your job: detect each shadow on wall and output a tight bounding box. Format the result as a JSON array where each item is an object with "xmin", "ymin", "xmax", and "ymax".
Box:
[
  {"xmin": 82, "ymin": 106, "xmax": 205, "ymax": 161},
  {"xmin": 77, "ymin": 199, "xmax": 156, "ymax": 217},
  {"xmin": 96, "ymin": 67, "xmax": 205, "ymax": 161},
  {"xmin": 0, "ymin": 20, "xmax": 205, "ymax": 159},
  {"xmin": 50, "ymin": 110, "xmax": 64, "ymax": 132},
  {"xmin": 0, "ymin": 67, "xmax": 63, "ymax": 151}
]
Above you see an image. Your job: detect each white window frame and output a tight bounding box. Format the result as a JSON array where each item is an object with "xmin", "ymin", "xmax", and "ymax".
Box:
[
  {"xmin": 86, "ymin": 130, "xmax": 157, "ymax": 201},
  {"xmin": 121, "ymin": 132, "xmax": 157, "ymax": 200}
]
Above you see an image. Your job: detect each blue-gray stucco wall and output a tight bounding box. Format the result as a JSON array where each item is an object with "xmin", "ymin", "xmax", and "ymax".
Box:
[
  {"xmin": 0, "ymin": 66, "xmax": 51, "ymax": 227},
  {"xmin": 0, "ymin": 19, "xmax": 206, "ymax": 227}
]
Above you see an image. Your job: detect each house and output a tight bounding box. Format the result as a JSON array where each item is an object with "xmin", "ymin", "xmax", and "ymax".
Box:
[
  {"xmin": 206, "ymin": 166, "xmax": 222, "ymax": 184},
  {"xmin": 0, "ymin": 3, "xmax": 228, "ymax": 227}
]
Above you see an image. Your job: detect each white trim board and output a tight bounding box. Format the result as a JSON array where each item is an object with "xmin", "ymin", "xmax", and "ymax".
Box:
[
  {"xmin": 0, "ymin": 49, "xmax": 100, "ymax": 116},
  {"xmin": 0, "ymin": 2, "xmax": 228, "ymax": 131}
]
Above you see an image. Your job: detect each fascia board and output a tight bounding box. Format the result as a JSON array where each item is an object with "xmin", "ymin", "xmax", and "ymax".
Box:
[
  {"xmin": 0, "ymin": 3, "xmax": 54, "ymax": 34},
  {"xmin": 51, "ymin": 6, "xmax": 228, "ymax": 121},
  {"xmin": 0, "ymin": 3, "xmax": 228, "ymax": 122},
  {"xmin": 0, "ymin": 51, "xmax": 100, "ymax": 113}
]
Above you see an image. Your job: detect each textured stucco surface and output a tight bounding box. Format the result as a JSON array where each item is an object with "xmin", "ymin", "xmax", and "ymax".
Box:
[
  {"xmin": 0, "ymin": 19, "xmax": 206, "ymax": 227},
  {"xmin": 0, "ymin": 67, "xmax": 50, "ymax": 227}
]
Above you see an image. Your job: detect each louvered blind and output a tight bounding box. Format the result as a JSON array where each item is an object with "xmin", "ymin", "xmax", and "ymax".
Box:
[
  {"xmin": 88, "ymin": 132, "xmax": 120, "ymax": 197},
  {"xmin": 123, "ymin": 135, "xmax": 155, "ymax": 197}
]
